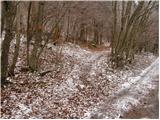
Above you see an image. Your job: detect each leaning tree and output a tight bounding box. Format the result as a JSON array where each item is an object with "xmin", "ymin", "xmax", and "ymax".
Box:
[{"xmin": 111, "ymin": 1, "xmax": 157, "ymax": 68}]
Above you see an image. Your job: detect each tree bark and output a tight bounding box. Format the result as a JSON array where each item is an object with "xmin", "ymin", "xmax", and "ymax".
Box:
[
  {"xmin": 26, "ymin": 2, "xmax": 32, "ymax": 66},
  {"xmin": 1, "ymin": 2, "xmax": 6, "ymax": 35},
  {"xmin": 1, "ymin": 1, "xmax": 16, "ymax": 84},
  {"xmin": 111, "ymin": 1, "xmax": 151, "ymax": 68},
  {"xmin": 29, "ymin": 2, "xmax": 44, "ymax": 71},
  {"xmin": 9, "ymin": 4, "xmax": 21, "ymax": 76}
]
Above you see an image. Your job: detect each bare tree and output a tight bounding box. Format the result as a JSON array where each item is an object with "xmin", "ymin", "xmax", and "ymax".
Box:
[
  {"xmin": 9, "ymin": 3, "xmax": 22, "ymax": 76},
  {"xmin": 1, "ymin": 1, "xmax": 17, "ymax": 85},
  {"xmin": 26, "ymin": 2, "xmax": 32, "ymax": 66},
  {"xmin": 111, "ymin": 1, "xmax": 156, "ymax": 68},
  {"xmin": 29, "ymin": 1, "xmax": 45, "ymax": 71}
]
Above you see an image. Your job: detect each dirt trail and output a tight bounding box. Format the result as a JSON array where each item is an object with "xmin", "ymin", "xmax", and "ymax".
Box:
[
  {"xmin": 116, "ymin": 58, "xmax": 159, "ymax": 119},
  {"xmin": 1, "ymin": 43, "xmax": 158, "ymax": 119},
  {"xmin": 88, "ymin": 58, "xmax": 159, "ymax": 119},
  {"xmin": 122, "ymin": 86, "xmax": 159, "ymax": 119},
  {"xmin": 122, "ymin": 58, "xmax": 159, "ymax": 119}
]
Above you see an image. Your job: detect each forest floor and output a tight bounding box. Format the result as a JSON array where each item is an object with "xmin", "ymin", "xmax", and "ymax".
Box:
[{"xmin": 0, "ymin": 41, "xmax": 159, "ymax": 119}]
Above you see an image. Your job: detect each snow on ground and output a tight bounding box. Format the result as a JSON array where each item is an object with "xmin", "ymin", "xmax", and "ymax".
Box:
[
  {"xmin": 114, "ymin": 58, "xmax": 158, "ymax": 116},
  {"xmin": 1, "ymin": 42, "xmax": 158, "ymax": 119},
  {"xmin": 83, "ymin": 58, "xmax": 159, "ymax": 119}
]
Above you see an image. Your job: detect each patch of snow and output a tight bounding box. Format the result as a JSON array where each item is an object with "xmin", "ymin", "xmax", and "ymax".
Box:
[
  {"xmin": 113, "ymin": 58, "xmax": 159, "ymax": 118},
  {"xmin": 83, "ymin": 111, "xmax": 91, "ymax": 118},
  {"xmin": 46, "ymin": 43, "xmax": 54, "ymax": 49},
  {"xmin": 18, "ymin": 103, "xmax": 32, "ymax": 115},
  {"xmin": 114, "ymin": 96, "xmax": 139, "ymax": 112},
  {"xmin": 66, "ymin": 78, "xmax": 74, "ymax": 88},
  {"xmin": 79, "ymin": 84, "xmax": 85, "ymax": 89},
  {"xmin": 10, "ymin": 94, "xmax": 17, "ymax": 100},
  {"xmin": 121, "ymin": 82, "xmax": 130, "ymax": 89},
  {"xmin": 20, "ymin": 35, "xmax": 27, "ymax": 42}
]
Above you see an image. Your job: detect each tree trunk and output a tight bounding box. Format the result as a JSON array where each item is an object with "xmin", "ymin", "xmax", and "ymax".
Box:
[
  {"xmin": 1, "ymin": 1, "xmax": 16, "ymax": 85},
  {"xmin": 111, "ymin": 1, "xmax": 150, "ymax": 68},
  {"xmin": 1, "ymin": 2, "xmax": 6, "ymax": 35},
  {"xmin": 111, "ymin": 1, "xmax": 117, "ymax": 57},
  {"xmin": 29, "ymin": 2, "xmax": 44, "ymax": 71},
  {"xmin": 9, "ymin": 5, "xmax": 21, "ymax": 76},
  {"xmin": 66, "ymin": 9, "xmax": 70, "ymax": 42},
  {"xmin": 26, "ymin": 2, "xmax": 32, "ymax": 66}
]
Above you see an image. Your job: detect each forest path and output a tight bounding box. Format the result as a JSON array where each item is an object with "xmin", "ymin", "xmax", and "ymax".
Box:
[
  {"xmin": 121, "ymin": 58, "xmax": 159, "ymax": 118},
  {"xmin": 59, "ymin": 43, "xmax": 111, "ymax": 87},
  {"xmin": 1, "ymin": 43, "xmax": 158, "ymax": 119},
  {"xmin": 86, "ymin": 58, "xmax": 159, "ymax": 119}
]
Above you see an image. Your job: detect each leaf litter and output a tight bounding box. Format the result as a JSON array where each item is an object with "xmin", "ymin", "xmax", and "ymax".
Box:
[{"xmin": 1, "ymin": 41, "xmax": 158, "ymax": 119}]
